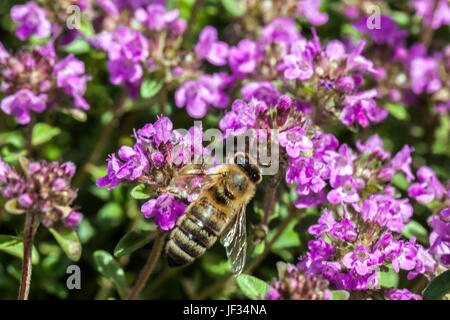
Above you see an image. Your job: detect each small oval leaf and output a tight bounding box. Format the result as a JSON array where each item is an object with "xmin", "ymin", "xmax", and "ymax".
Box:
[
  {"xmin": 32, "ymin": 123, "xmax": 61, "ymax": 146},
  {"xmin": 114, "ymin": 230, "xmax": 153, "ymax": 257},
  {"xmin": 402, "ymin": 220, "xmax": 429, "ymax": 245},
  {"xmin": 423, "ymin": 270, "xmax": 450, "ymax": 300},
  {"xmin": 0, "ymin": 235, "xmax": 39, "ymax": 264},
  {"xmin": 48, "ymin": 227, "xmax": 82, "ymax": 261},
  {"xmin": 130, "ymin": 184, "xmax": 151, "ymax": 200},
  {"xmin": 330, "ymin": 290, "xmax": 350, "ymax": 300},
  {"xmin": 4, "ymin": 199, "xmax": 26, "ymax": 215},
  {"xmin": 94, "ymin": 250, "xmax": 127, "ymax": 299},
  {"xmin": 236, "ymin": 274, "xmax": 269, "ymax": 300},
  {"xmin": 140, "ymin": 78, "xmax": 163, "ymax": 99}
]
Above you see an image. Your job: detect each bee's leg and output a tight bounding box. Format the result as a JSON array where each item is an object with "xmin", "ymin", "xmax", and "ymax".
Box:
[{"xmin": 157, "ymin": 188, "xmax": 182, "ymax": 199}]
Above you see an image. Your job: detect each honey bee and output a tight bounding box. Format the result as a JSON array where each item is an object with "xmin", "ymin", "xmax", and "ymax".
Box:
[{"xmin": 164, "ymin": 152, "xmax": 262, "ymax": 274}]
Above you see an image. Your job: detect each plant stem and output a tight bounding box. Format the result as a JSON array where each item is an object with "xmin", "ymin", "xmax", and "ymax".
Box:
[
  {"xmin": 18, "ymin": 211, "xmax": 36, "ymax": 300},
  {"xmin": 420, "ymin": 0, "xmax": 438, "ymax": 47},
  {"xmin": 194, "ymin": 273, "xmax": 233, "ymax": 300},
  {"xmin": 244, "ymin": 207, "xmax": 297, "ymax": 275},
  {"xmin": 127, "ymin": 229, "xmax": 167, "ymax": 300},
  {"xmin": 25, "ymin": 116, "xmax": 36, "ymax": 157},
  {"xmin": 182, "ymin": 0, "xmax": 205, "ymax": 45},
  {"xmin": 261, "ymin": 186, "xmax": 279, "ymax": 228},
  {"xmin": 73, "ymin": 90, "xmax": 128, "ymax": 189}
]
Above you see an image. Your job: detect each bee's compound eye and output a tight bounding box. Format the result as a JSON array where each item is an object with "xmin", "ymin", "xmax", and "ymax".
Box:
[{"xmin": 251, "ymin": 172, "xmax": 260, "ymax": 183}]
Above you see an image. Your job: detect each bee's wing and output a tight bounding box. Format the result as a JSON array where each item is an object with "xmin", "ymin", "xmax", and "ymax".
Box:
[
  {"xmin": 163, "ymin": 164, "xmax": 225, "ymax": 201},
  {"xmin": 220, "ymin": 204, "xmax": 247, "ymax": 275}
]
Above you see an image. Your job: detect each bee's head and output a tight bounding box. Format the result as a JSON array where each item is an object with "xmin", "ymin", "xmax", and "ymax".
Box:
[{"xmin": 234, "ymin": 152, "xmax": 262, "ymax": 184}]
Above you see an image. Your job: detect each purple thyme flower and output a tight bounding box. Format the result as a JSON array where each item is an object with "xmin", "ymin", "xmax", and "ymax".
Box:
[
  {"xmin": 390, "ymin": 238, "xmax": 419, "ymax": 273},
  {"xmin": 141, "ymin": 193, "xmax": 187, "ymax": 230},
  {"xmin": 308, "ymin": 238, "xmax": 335, "ymax": 260},
  {"xmin": 92, "ymin": 27, "xmax": 149, "ymax": 86},
  {"xmin": 413, "ymin": 0, "xmax": 450, "ymax": 29},
  {"xmin": 135, "ymin": 4, "xmax": 179, "ymax": 31},
  {"xmin": 240, "ymin": 82, "xmax": 280, "ymax": 107},
  {"xmin": 286, "ymin": 157, "xmax": 329, "ymax": 208},
  {"xmin": 391, "ymin": 145, "xmax": 415, "ymax": 182},
  {"xmin": 96, "ymin": 142, "xmax": 149, "ymax": 190},
  {"xmin": 63, "ymin": 211, "xmax": 83, "ymax": 230},
  {"xmin": 428, "ymin": 208, "xmax": 450, "ymax": 266},
  {"xmin": 342, "ymin": 245, "xmax": 377, "ymax": 276},
  {"xmin": 265, "ymin": 263, "xmax": 331, "ymax": 300},
  {"xmin": 10, "ymin": 2, "xmax": 52, "ymax": 40},
  {"xmin": 279, "ymin": 127, "xmax": 313, "ymax": 158},
  {"xmin": 228, "ymin": 39, "xmax": 259, "ymax": 77},
  {"xmin": 0, "ymin": 157, "xmax": 26, "ymax": 199},
  {"xmin": 96, "ymin": 154, "xmax": 128, "ymax": 190},
  {"xmin": 330, "ymin": 218, "xmax": 358, "ymax": 240},
  {"xmin": 356, "ymin": 134, "xmax": 391, "ymax": 160},
  {"xmin": 0, "ymin": 41, "xmax": 9, "ymax": 63},
  {"xmin": 407, "ymin": 245, "xmax": 435, "ymax": 280},
  {"xmin": 410, "ymin": 56, "xmax": 442, "ymax": 95},
  {"xmin": 175, "ymin": 73, "xmax": 232, "ymax": 118},
  {"xmin": 308, "ymin": 209, "xmax": 336, "ymax": 237},
  {"xmin": 361, "ymin": 195, "xmax": 413, "ymax": 233},
  {"xmin": 281, "ymin": 39, "xmax": 314, "ymax": 80},
  {"xmin": 0, "ymin": 158, "xmax": 81, "ymax": 228},
  {"xmin": 153, "ymin": 115, "xmax": 174, "ymax": 146},
  {"xmin": 297, "ymin": 0, "xmax": 329, "ymax": 26},
  {"xmin": 408, "ymin": 166, "xmax": 445, "ymax": 203},
  {"xmin": 341, "ymin": 89, "xmax": 387, "ymax": 128},
  {"xmin": 0, "ymin": 89, "xmax": 47, "ymax": 125},
  {"xmin": 260, "ymin": 18, "xmax": 302, "ymax": 47},
  {"xmin": 195, "ymin": 26, "xmax": 229, "ymax": 66},
  {"xmin": 354, "ymin": 15, "xmax": 408, "ymax": 46},
  {"xmin": 323, "ymin": 144, "xmax": 356, "ymax": 179},
  {"xmin": 219, "ymin": 99, "xmax": 260, "ymax": 137},
  {"xmin": 53, "ymin": 54, "xmax": 91, "ymax": 110},
  {"xmin": 327, "ymin": 176, "xmax": 360, "ymax": 205},
  {"xmin": 386, "ymin": 289, "xmax": 422, "ymax": 300}
]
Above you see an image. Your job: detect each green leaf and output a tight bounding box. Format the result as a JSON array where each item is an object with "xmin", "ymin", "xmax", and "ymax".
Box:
[
  {"xmin": 392, "ymin": 173, "xmax": 409, "ymax": 191},
  {"xmin": 79, "ymin": 19, "xmax": 95, "ymax": 38},
  {"xmin": 378, "ymin": 266, "xmax": 399, "ymax": 288},
  {"xmin": 63, "ymin": 38, "xmax": 90, "ymax": 54},
  {"xmin": 62, "ymin": 108, "xmax": 87, "ymax": 122},
  {"xmin": 221, "ymin": 0, "xmax": 246, "ymax": 16},
  {"xmin": 96, "ymin": 202, "xmax": 123, "ymax": 229},
  {"xmin": 93, "ymin": 250, "xmax": 127, "ymax": 299},
  {"xmin": 385, "ymin": 103, "xmax": 410, "ymax": 120},
  {"xmin": 48, "ymin": 228, "xmax": 82, "ymax": 261},
  {"xmin": 251, "ymin": 241, "xmax": 265, "ymax": 257},
  {"xmin": 0, "ymin": 131, "xmax": 25, "ymax": 148},
  {"xmin": 4, "ymin": 199, "xmax": 26, "ymax": 215},
  {"xmin": 271, "ymin": 220, "xmax": 300, "ymax": 250},
  {"xmin": 114, "ymin": 230, "xmax": 153, "ymax": 257},
  {"xmin": 0, "ymin": 235, "xmax": 39, "ymax": 264},
  {"xmin": 330, "ymin": 290, "xmax": 350, "ymax": 300},
  {"xmin": 423, "ymin": 270, "xmax": 450, "ymax": 300},
  {"xmin": 402, "ymin": 220, "xmax": 429, "ymax": 245},
  {"xmin": 432, "ymin": 113, "xmax": 450, "ymax": 156},
  {"xmin": 1, "ymin": 146, "xmax": 27, "ymax": 163},
  {"xmin": 140, "ymin": 78, "xmax": 163, "ymax": 99},
  {"xmin": 130, "ymin": 184, "xmax": 151, "ymax": 200},
  {"xmin": 236, "ymin": 275, "xmax": 269, "ymax": 300},
  {"xmin": 202, "ymin": 254, "xmax": 230, "ymax": 276},
  {"xmin": 31, "ymin": 123, "xmax": 61, "ymax": 146}
]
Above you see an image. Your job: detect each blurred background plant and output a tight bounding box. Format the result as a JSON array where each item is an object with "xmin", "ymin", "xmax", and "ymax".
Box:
[{"xmin": 0, "ymin": 0, "xmax": 448, "ymax": 300}]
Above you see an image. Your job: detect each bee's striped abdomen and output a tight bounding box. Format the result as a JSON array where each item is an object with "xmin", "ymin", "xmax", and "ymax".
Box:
[{"xmin": 166, "ymin": 195, "xmax": 233, "ymax": 268}]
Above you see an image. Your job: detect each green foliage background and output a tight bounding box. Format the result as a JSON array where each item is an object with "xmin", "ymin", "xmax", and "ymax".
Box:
[{"xmin": 0, "ymin": 0, "xmax": 449, "ymax": 299}]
